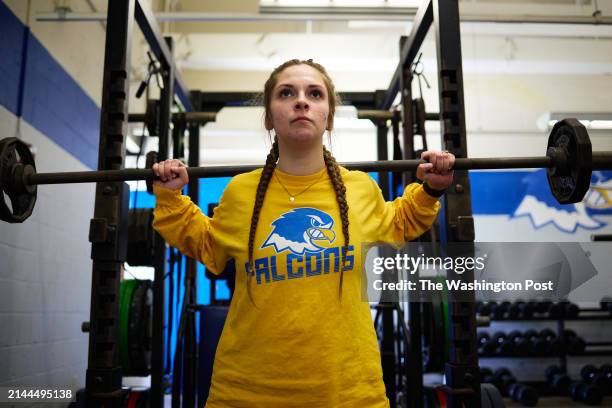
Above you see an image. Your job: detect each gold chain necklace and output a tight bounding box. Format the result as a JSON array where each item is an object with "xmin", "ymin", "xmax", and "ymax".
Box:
[{"xmin": 274, "ymin": 169, "xmax": 325, "ymax": 202}]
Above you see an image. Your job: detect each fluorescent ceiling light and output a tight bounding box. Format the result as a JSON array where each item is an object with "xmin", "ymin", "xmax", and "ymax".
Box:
[{"xmin": 542, "ymin": 113, "xmax": 612, "ymax": 131}]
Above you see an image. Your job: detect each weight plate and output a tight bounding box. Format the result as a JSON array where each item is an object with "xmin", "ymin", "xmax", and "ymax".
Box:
[
  {"xmin": 127, "ymin": 209, "xmax": 155, "ymax": 266},
  {"xmin": 145, "ymin": 151, "xmax": 158, "ymax": 194},
  {"xmin": 0, "ymin": 137, "xmax": 37, "ymax": 223},
  {"xmin": 481, "ymin": 383, "xmax": 506, "ymax": 408},
  {"xmin": 120, "ymin": 280, "xmax": 139, "ymax": 372},
  {"xmin": 128, "ymin": 280, "xmax": 153, "ymax": 376},
  {"xmin": 546, "ymin": 118, "xmax": 592, "ymax": 204}
]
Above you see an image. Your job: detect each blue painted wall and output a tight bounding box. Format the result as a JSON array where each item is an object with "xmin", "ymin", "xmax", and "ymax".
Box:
[{"xmin": 0, "ymin": 1, "xmax": 100, "ymax": 169}]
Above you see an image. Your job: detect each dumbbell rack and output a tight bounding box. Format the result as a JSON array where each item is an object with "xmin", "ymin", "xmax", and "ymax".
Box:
[{"xmin": 478, "ymin": 304, "xmax": 612, "ymax": 403}]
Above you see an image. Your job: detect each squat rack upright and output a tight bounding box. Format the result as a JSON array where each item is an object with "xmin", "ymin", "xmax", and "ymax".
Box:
[
  {"xmin": 380, "ymin": 1, "xmax": 479, "ymax": 407},
  {"xmin": 84, "ymin": 1, "xmax": 191, "ymax": 407}
]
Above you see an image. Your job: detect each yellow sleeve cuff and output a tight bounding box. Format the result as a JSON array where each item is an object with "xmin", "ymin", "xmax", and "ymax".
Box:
[{"xmin": 408, "ymin": 183, "xmax": 441, "ymax": 207}]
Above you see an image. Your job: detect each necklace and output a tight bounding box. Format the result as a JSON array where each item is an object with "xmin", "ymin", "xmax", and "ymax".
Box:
[{"xmin": 274, "ymin": 169, "xmax": 325, "ymax": 202}]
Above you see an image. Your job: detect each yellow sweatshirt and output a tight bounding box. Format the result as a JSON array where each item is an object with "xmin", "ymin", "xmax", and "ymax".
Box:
[{"xmin": 153, "ymin": 166, "xmax": 440, "ymax": 408}]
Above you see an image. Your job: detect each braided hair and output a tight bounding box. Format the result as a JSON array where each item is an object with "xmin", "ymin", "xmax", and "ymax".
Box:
[{"xmin": 247, "ymin": 59, "xmax": 349, "ymax": 304}]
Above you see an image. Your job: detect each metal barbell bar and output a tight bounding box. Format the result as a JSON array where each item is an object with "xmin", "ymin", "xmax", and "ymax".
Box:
[
  {"xmin": 18, "ymin": 154, "xmax": 612, "ymax": 186},
  {"xmin": 1, "ymin": 118, "xmax": 611, "ymax": 223}
]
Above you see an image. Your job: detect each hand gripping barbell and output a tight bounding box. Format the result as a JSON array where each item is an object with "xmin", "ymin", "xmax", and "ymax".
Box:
[{"xmin": 1, "ymin": 118, "xmax": 612, "ymax": 223}]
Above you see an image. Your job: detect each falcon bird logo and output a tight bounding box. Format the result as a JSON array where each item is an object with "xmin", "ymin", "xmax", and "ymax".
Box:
[{"xmin": 262, "ymin": 208, "xmax": 336, "ymax": 255}]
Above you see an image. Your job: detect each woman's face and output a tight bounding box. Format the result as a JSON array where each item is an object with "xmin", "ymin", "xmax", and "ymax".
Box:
[{"xmin": 267, "ymin": 64, "xmax": 330, "ymax": 146}]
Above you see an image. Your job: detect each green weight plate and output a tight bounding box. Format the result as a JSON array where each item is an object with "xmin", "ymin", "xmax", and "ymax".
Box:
[
  {"xmin": 128, "ymin": 280, "xmax": 152, "ymax": 376},
  {"xmin": 431, "ymin": 298, "xmax": 444, "ymax": 371},
  {"xmin": 120, "ymin": 280, "xmax": 139, "ymax": 373},
  {"xmin": 441, "ymin": 297, "xmax": 450, "ymax": 363}
]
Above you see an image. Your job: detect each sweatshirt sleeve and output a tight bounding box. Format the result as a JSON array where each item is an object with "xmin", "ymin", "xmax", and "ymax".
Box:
[
  {"xmin": 152, "ymin": 185, "xmax": 231, "ymax": 275},
  {"xmin": 369, "ymin": 177, "xmax": 441, "ymax": 243}
]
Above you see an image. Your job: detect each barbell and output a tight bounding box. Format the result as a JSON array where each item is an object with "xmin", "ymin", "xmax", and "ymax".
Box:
[{"xmin": 1, "ymin": 118, "xmax": 612, "ymax": 223}]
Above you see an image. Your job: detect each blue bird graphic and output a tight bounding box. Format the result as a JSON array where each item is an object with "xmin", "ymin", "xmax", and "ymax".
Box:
[{"xmin": 262, "ymin": 208, "xmax": 336, "ymax": 255}]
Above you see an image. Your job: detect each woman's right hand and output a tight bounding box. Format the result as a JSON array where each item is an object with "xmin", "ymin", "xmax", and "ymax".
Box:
[{"xmin": 152, "ymin": 159, "xmax": 189, "ymax": 191}]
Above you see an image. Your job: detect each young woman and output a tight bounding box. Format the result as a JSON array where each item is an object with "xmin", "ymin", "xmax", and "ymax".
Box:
[{"xmin": 152, "ymin": 59, "xmax": 454, "ymax": 407}]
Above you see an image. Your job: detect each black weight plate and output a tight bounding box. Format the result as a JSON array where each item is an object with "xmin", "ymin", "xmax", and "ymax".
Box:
[
  {"xmin": 0, "ymin": 137, "xmax": 37, "ymax": 223},
  {"xmin": 127, "ymin": 209, "xmax": 155, "ymax": 266},
  {"xmin": 547, "ymin": 118, "xmax": 592, "ymax": 204},
  {"xmin": 145, "ymin": 151, "xmax": 158, "ymax": 194}
]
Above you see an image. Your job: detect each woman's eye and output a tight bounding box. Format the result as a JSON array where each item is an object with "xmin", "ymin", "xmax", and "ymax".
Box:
[
  {"xmin": 310, "ymin": 89, "xmax": 322, "ymax": 98},
  {"xmin": 279, "ymin": 88, "xmax": 293, "ymax": 98}
]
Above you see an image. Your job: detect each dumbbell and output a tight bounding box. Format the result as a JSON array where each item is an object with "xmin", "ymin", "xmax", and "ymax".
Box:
[
  {"xmin": 507, "ymin": 382, "xmax": 539, "ymax": 407},
  {"xmin": 494, "ymin": 332, "xmax": 515, "ymax": 355},
  {"xmin": 539, "ymin": 328, "xmax": 565, "ymax": 356},
  {"xmin": 535, "ymin": 300, "xmax": 552, "ymax": 314},
  {"xmin": 507, "ymin": 301, "xmax": 522, "ymax": 319},
  {"xmin": 581, "ymin": 365, "xmax": 609, "ymax": 388},
  {"xmin": 492, "ymin": 367, "xmax": 516, "ymax": 396},
  {"xmin": 600, "ymin": 296, "xmax": 612, "ymax": 314},
  {"xmin": 600, "ymin": 364, "xmax": 612, "ymax": 386},
  {"xmin": 545, "ymin": 365, "xmax": 571, "ymax": 394},
  {"xmin": 479, "ymin": 332, "xmax": 512, "ymax": 356},
  {"xmin": 478, "ymin": 332, "xmax": 497, "ymax": 356},
  {"xmin": 563, "ymin": 329, "xmax": 586, "ymax": 355},
  {"xmin": 480, "ymin": 366, "xmax": 494, "ymax": 383},
  {"xmin": 547, "ymin": 302, "xmax": 563, "ymax": 319},
  {"xmin": 562, "ymin": 301, "xmax": 580, "ymax": 318},
  {"xmin": 518, "ymin": 301, "xmax": 535, "ymax": 319},
  {"xmin": 509, "ymin": 330, "xmax": 534, "ymax": 356},
  {"xmin": 492, "ymin": 301, "xmax": 511, "ymax": 320},
  {"xmin": 570, "ymin": 381, "xmax": 603, "ymax": 405}
]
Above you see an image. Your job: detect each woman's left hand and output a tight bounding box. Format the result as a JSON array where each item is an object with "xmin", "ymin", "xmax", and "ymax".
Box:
[{"xmin": 416, "ymin": 150, "xmax": 455, "ymax": 191}]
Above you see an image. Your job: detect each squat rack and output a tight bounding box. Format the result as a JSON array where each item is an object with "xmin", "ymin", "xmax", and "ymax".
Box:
[{"xmin": 68, "ymin": 0, "xmax": 489, "ymax": 406}]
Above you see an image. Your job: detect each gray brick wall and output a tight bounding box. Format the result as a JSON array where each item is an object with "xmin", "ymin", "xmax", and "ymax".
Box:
[{"xmin": 0, "ymin": 106, "xmax": 94, "ymax": 392}]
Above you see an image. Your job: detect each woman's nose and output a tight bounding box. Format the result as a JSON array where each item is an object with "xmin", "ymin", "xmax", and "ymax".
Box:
[{"xmin": 294, "ymin": 92, "xmax": 309, "ymax": 110}]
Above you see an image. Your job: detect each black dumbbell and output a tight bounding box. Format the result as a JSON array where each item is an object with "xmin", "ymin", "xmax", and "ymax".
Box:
[
  {"xmin": 545, "ymin": 365, "xmax": 571, "ymax": 394},
  {"xmin": 509, "ymin": 330, "xmax": 534, "ymax": 356},
  {"xmin": 519, "ymin": 301, "xmax": 535, "ymax": 319},
  {"xmin": 581, "ymin": 365, "xmax": 609, "ymax": 388},
  {"xmin": 492, "ymin": 301, "xmax": 511, "ymax": 320},
  {"xmin": 548, "ymin": 302, "xmax": 563, "ymax": 319},
  {"xmin": 599, "ymin": 364, "xmax": 612, "ymax": 386},
  {"xmin": 600, "ymin": 296, "xmax": 612, "ymax": 314},
  {"xmin": 508, "ymin": 301, "xmax": 522, "ymax": 319},
  {"xmin": 536, "ymin": 300, "xmax": 552, "ymax": 314},
  {"xmin": 539, "ymin": 328, "xmax": 565, "ymax": 356},
  {"xmin": 507, "ymin": 382, "xmax": 539, "ymax": 407},
  {"xmin": 480, "ymin": 366, "xmax": 494, "ymax": 384},
  {"xmin": 562, "ymin": 301, "xmax": 580, "ymax": 318},
  {"xmin": 479, "ymin": 332, "xmax": 497, "ymax": 356},
  {"xmin": 494, "ymin": 332, "xmax": 515, "ymax": 356},
  {"xmin": 570, "ymin": 381, "xmax": 603, "ymax": 405},
  {"xmin": 492, "ymin": 367, "xmax": 516, "ymax": 396},
  {"xmin": 563, "ymin": 329, "xmax": 586, "ymax": 355},
  {"xmin": 477, "ymin": 301, "xmax": 494, "ymax": 317}
]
